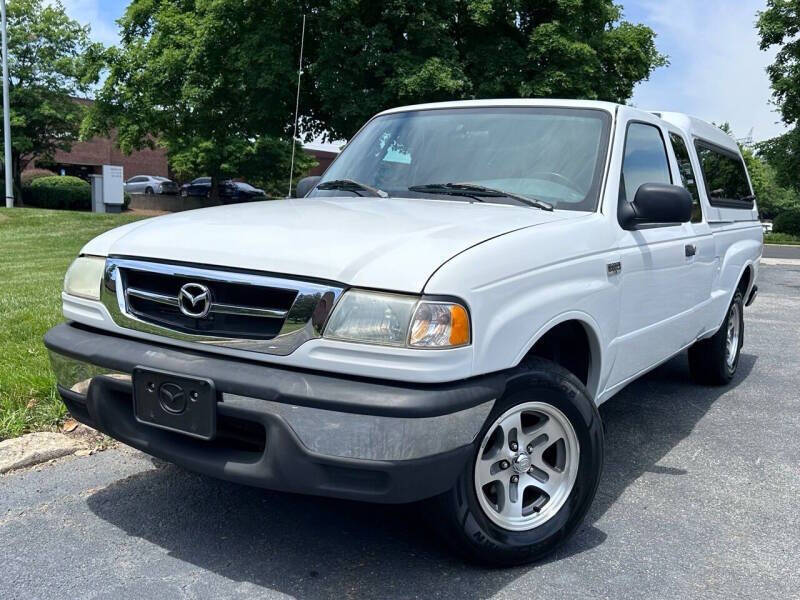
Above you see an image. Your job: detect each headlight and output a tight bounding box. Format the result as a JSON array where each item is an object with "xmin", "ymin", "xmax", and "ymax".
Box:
[
  {"xmin": 408, "ymin": 301, "xmax": 470, "ymax": 348},
  {"xmin": 324, "ymin": 290, "xmax": 470, "ymax": 348},
  {"xmin": 63, "ymin": 256, "xmax": 106, "ymax": 300}
]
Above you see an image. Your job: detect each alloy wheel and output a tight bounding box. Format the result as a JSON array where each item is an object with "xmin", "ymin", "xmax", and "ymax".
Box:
[{"xmin": 474, "ymin": 401, "xmax": 579, "ymax": 531}]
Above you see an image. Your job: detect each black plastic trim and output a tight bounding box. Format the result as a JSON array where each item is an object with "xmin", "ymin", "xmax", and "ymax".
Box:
[{"xmin": 57, "ymin": 376, "xmax": 473, "ymax": 504}]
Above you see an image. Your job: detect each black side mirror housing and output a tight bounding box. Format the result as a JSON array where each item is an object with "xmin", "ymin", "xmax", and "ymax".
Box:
[
  {"xmin": 295, "ymin": 176, "xmax": 321, "ymax": 198},
  {"xmin": 619, "ymin": 183, "xmax": 693, "ymax": 230}
]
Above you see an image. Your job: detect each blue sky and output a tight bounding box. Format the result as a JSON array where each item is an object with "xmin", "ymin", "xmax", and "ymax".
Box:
[{"xmin": 62, "ymin": 0, "xmax": 787, "ymax": 142}]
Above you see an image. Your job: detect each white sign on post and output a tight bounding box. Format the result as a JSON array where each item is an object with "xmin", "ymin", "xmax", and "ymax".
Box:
[{"xmin": 102, "ymin": 165, "xmax": 124, "ymax": 209}]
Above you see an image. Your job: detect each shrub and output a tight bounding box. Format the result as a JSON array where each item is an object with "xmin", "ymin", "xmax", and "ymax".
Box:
[
  {"xmin": 773, "ymin": 208, "xmax": 800, "ymax": 237},
  {"xmin": 23, "ymin": 175, "xmax": 91, "ymax": 210},
  {"xmin": 30, "ymin": 175, "xmax": 89, "ymax": 189},
  {"xmin": 20, "ymin": 168, "xmax": 57, "ymax": 185}
]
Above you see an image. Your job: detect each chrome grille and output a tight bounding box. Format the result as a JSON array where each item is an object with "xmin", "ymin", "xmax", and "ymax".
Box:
[{"xmin": 100, "ymin": 258, "xmax": 344, "ymax": 356}]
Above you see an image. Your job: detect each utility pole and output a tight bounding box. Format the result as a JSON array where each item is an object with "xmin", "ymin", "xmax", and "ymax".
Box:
[
  {"xmin": 1, "ymin": 0, "xmax": 12, "ymax": 208},
  {"xmin": 287, "ymin": 14, "xmax": 306, "ymax": 198}
]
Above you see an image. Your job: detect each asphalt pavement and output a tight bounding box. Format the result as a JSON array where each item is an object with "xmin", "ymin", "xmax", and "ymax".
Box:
[
  {"xmin": 763, "ymin": 243, "xmax": 800, "ymax": 259},
  {"xmin": 2, "ymin": 264, "xmax": 799, "ymax": 600}
]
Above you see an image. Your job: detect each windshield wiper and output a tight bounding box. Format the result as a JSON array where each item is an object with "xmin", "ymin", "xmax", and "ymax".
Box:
[
  {"xmin": 316, "ymin": 179, "xmax": 389, "ymax": 198},
  {"xmin": 408, "ymin": 182, "xmax": 553, "ymax": 211}
]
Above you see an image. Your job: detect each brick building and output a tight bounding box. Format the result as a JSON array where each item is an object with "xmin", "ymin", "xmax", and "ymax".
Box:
[
  {"xmin": 305, "ymin": 147, "xmax": 339, "ymax": 176},
  {"xmin": 26, "ymin": 98, "xmax": 338, "ymax": 182},
  {"xmin": 31, "ymin": 137, "xmax": 170, "ymax": 181}
]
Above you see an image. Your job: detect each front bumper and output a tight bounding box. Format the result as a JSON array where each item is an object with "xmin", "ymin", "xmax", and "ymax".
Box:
[{"xmin": 45, "ymin": 323, "xmax": 500, "ymax": 503}]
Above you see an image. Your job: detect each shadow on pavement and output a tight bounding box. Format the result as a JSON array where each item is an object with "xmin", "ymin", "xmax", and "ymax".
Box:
[{"xmin": 86, "ymin": 351, "xmax": 756, "ymax": 597}]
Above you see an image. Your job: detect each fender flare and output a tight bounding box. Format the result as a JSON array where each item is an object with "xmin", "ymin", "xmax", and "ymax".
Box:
[{"xmin": 513, "ymin": 310, "xmax": 605, "ymax": 400}]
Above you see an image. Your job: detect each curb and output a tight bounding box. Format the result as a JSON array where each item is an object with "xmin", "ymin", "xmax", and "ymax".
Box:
[{"xmin": 0, "ymin": 432, "xmax": 86, "ymax": 474}]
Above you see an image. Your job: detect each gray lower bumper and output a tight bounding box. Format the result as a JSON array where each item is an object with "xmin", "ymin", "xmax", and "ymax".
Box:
[
  {"xmin": 50, "ymin": 350, "xmax": 493, "ymax": 461},
  {"xmin": 44, "ymin": 323, "xmax": 502, "ymax": 502}
]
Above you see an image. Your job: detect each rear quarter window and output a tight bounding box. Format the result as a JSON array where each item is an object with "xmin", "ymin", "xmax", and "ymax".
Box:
[{"xmin": 694, "ymin": 141, "xmax": 753, "ymax": 209}]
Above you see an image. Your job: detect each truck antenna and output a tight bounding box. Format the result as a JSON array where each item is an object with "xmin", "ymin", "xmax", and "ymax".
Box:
[{"xmin": 287, "ymin": 14, "xmax": 306, "ymax": 198}]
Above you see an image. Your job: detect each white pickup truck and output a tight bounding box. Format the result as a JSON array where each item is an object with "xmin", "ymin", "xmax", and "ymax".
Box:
[{"xmin": 46, "ymin": 100, "xmax": 762, "ymax": 565}]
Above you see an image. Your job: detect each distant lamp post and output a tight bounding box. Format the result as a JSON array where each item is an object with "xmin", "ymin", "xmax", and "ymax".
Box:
[{"xmin": 1, "ymin": 0, "xmax": 12, "ymax": 208}]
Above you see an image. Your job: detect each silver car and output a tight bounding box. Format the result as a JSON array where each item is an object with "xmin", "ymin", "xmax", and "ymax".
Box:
[{"xmin": 124, "ymin": 175, "xmax": 179, "ymax": 195}]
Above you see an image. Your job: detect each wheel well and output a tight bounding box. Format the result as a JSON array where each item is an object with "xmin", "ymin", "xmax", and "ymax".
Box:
[
  {"xmin": 737, "ymin": 265, "xmax": 752, "ymax": 297},
  {"xmin": 523, "ymin": 320, "xmax": 592, "ymax": 387}
]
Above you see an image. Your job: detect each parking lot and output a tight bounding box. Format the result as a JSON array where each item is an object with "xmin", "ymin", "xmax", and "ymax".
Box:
[{"xmin": 1, "ymin": 263, "xmax": 799, "ymax": 600}]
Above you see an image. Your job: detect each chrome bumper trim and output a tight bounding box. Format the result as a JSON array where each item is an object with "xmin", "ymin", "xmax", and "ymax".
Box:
[{"xmin": 49, "ymin": 351, "xmax": 493, "ymax": 461}]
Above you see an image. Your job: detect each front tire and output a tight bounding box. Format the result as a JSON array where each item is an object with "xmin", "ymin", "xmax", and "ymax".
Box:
[
  {"xmin": 688, "ymin": 290, "xmax": 744, "ymax": 385},
  {"xmin": 145, "ymin": 186, "xmax": 154, "ymax": 195},
  {"xmin": 431, "ymin": 358, "xmax": 604, "ymax": 566}
]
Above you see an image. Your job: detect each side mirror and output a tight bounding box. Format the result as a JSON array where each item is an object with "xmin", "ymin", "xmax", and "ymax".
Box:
[
  {"xmin": 619, "ymin": 183, "xmax": 692, "ymax": 230},
  {"xmin": 295, "ymin": 176, "xmax": 320, "ymax": 198}
]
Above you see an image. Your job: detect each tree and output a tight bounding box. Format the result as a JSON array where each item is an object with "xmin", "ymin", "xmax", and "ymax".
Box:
[
  {"xmin": 741, "ymin": 145, "xmax": 798, "ymax": 219},
  {"xmin": 83, "ymin": 0, "xmax": 312, "ymax": 199},
  {"xmin": 2, "ymin": 0, "xmax": 100, "ymax": 199},
  {"xmin": 755, "ymin": 128, "xmax": 800, "ymax": 192},
  {"xmin": 757, "ymin": 1, "xmax": 800, "ymax": 193},
  {"xmin": 305, "ymin": 0, "xmax": 668, "ymax": 140}
]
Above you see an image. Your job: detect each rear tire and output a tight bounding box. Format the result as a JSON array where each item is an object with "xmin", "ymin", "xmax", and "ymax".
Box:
[
  {"xmin": 430, "ymin": 358, "xmax": 603, "ymax": 566},
  {"xmin": 688, "ymin": 290, "xmax": 744, "ymax": 385}
]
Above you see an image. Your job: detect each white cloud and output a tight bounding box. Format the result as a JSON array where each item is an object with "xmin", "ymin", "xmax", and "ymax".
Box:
[
  {"xmin": 630, "ymin": 0, "xmax": 788, "ymax": 142},
  {"xmin": 47, "ymin": 0, "xmax": 120, "ymax": 47}
]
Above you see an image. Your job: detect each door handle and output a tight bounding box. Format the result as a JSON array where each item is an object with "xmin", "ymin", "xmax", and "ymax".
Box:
[{"xmin": 685, "ymin": 243, "xmax": 697, "ymax": 257}]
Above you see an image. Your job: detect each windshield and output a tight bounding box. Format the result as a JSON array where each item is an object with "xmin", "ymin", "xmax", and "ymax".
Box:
[{"xmin": 310, "ymin": 107, "xmax": 611, "ymax": 211}]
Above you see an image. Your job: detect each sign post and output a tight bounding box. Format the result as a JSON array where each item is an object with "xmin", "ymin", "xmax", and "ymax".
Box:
[{"xmin": 102, "ymin": 165, "xmax": 124, "ymax": 213}]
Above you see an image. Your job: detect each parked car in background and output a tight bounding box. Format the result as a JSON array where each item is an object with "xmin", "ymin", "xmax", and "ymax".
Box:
[
  {"xmin": 180, "ymin": 177, "xmax": 212, "ymax": 197},
  {"xmin": 224, "ymin": 181, "xmax": 267, "ymax": 202},
  {"xmin": 762, "ymin": 221, "xmax": 773, "ymax": 234},
  {"xmin": 124, "ymin": 175, "xmax": 178, "ymax": 195},
  {"xmin": 181, "ymin": 177, "xmax": 266, "ymax": 202},
  {"xmin": 46, "ymin": 100, "xmax": 761, "ymax": 566}
]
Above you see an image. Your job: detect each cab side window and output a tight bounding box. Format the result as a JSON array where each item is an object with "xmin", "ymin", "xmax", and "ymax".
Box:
[
  {"xmin": 621, "ymin": 123, "xmax": 671, "ymax": 203},
  {"xmin": 694, "ymin": 141, "xmax": 753, "ymax": 208},
  {"xmin": 668, "ymin": 133, "xmax": 702, "ymax": 222}
]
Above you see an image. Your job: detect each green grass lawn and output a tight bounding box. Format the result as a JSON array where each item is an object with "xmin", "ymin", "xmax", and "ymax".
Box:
[
  {"xmin": 764, "ymin": 232, "xmax": 800, "ymax": 245},
  {"xmin": 0, "ymin": 207, "xmax": 147, "ymax": 439}
]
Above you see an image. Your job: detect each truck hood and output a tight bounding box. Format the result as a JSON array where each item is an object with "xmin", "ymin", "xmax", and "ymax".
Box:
[{"xmin": 84, "ymin": 196, "xmax": 573, "ymax": 292}]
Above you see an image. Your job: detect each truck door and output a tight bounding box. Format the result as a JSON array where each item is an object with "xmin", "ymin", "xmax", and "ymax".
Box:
[
  {"xmin": 608, "ymin": 118, "xmax": 700, "ymax": 387},
  {"xmin": 666, "ymin": 131, "xmax": 716, "ymax": 332}
]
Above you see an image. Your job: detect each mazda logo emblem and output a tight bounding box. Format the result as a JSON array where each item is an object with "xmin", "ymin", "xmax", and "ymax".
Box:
[
  {"xmin": 178, "ymin": 282, "xmax": 212, "ymax": 318},
  {"xmin": 158, "ymin": 382, "xmax": 187, "ymax": 414}
]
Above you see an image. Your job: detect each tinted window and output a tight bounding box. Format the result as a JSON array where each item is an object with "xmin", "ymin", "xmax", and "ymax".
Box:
[
  {"xmin": 621, "ymin": 123, "xmax": 671, "ymax": 202},
  {"xmin": 668, "ymin": 133, "xmax": 702, "ymax": 222},
  {"xmin": 313, "ymin": 107, "xmax": 612, "ymax": 211},
  {"xmin": 128, "ymin": 176, "xmax": 144, "ymax": 183},
  {"xmin": 694, "ymin": 141, "xmax": 752, "ymax": 207}
]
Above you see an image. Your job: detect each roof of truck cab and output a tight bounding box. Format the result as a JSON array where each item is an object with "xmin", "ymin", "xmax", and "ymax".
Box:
[
  {"xmin": 378, "ymin": 98, "xmax": 620, "ymax": 115},
  {"xmin": 651, "ymin": 111, "xmax": 740, "ymax": 154}
]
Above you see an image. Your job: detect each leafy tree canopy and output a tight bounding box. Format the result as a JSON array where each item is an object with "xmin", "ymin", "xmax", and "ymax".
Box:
[
  {"xmin": 3, "ymin": 0, "xmax": 101, "ymax": 186},
  {"xmin": 85, "ymin": 0, "xmax": 666, "ymax": 195},
  {"xmin": 306, "ymin": 0, "xmax": 668, "ymax": 139},
  {"xmin": 83, "ymin": 0, "xmax": 314, "ymax": 196},
  {"xmin": 757, "ymin": 0, "xmax": 800, "ymax": 193}
]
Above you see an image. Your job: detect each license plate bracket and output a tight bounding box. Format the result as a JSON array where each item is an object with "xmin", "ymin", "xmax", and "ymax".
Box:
[{"xmin": 132, "ymin": 367, "xmax": 216, "ymax": 440}]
